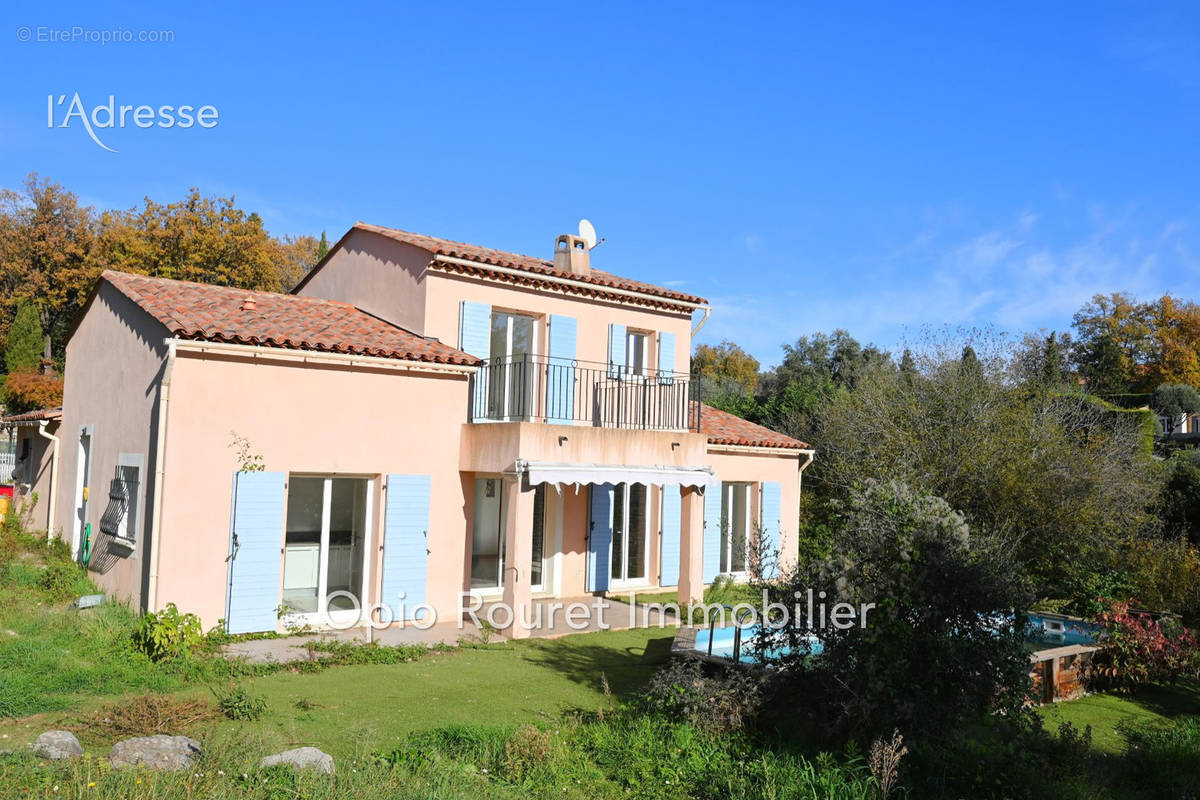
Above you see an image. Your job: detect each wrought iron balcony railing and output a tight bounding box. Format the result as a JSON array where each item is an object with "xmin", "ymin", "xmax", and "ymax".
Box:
[{"xmin": 468, "ymin": 355, "xmax": 700, "ymax": 432}]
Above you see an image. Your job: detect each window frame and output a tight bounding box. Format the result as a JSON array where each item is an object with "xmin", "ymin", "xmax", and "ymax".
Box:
[{"xmin": 112, "ymin": 452, "xmax": 145, "ymax": 548}]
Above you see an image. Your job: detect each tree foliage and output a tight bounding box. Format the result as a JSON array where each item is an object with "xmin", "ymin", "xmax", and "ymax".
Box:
[
  {"xmin": 1071, "ymin": 292, "xmax": 1200, "ymax": 393},
  {"xmin": 3, "ymin": 369, "xmax": 64, "ymax": 413},
  {"xmin": 760, "ymin": 480, "xmax": 1032, "ymax": 742},
  {"xmin": 4, "ymin": 302, "xmax": 43, "ymax": 374},
  {"xmin": 0, "ymin": 174, "xmax": 320, "ymax": 366},
  {"xmin": 811, "ymin": 329, "xmax": 1157, "ymax": 595}
]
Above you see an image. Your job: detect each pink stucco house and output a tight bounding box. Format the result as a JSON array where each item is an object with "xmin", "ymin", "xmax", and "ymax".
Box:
[{"xmin": 39, "ymin": 222, "xmax": 812, "ymax": 636}]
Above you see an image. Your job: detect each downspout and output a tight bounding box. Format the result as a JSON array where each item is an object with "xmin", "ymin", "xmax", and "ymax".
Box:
[
  {"xmin": 145, "ymin": 339, "xmax": 177, "ymax": 614},
  {"xmin": 35, "ymin": 421, "xmax": 60, "ymax": 537},
  {"xmin": 690, "ymin": 306, "xmax": 712, "ymax": 338}
]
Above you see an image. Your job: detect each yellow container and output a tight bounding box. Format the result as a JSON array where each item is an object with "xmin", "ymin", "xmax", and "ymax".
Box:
[{"xmin": 0, "ymin": 497, "xmax": 10, "ymax": 521}]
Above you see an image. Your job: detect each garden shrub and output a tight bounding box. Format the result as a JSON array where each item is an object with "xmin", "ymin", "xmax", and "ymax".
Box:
[
  {"xmin": 1090, "ymin": 600, "xmax": 1200, "ymax": 691},
  {"xmin": 760, "ymin": 480, "xmax": 1033, "ymax": 743},
  {"xmin": 643, "ymin": 658, "xmax": 763, "ymax": 735},
  {"xmin": 36, "ymin": 560, "xmax": 91, "ymax": 601},
  {"xmin": 132, "ymin": 602, "xmax": 204, "ymax": 661},
  {"xmin": 213, "ymin": 683, "xmax": 269, "ymax": 721}
]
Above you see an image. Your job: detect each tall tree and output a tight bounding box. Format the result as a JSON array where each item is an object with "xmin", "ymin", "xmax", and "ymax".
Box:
[
  {"xmin": 4, "ymin": 303, "xmax": 43, "ymax": 374},
  {"xmin": 0, "ymin": 174, "xmax": 96, "ymax": 362},
  {"xmin": 691, "ymin": 341, "xmax": 760, "ymax": 392},
  {"xmin": 316, "ymin": 230, "xmax": 329, "ymax": 260}
]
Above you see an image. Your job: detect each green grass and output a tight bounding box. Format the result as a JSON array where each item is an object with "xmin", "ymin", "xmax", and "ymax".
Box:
[
  {"xmin": 629, "ymin": 578, "xmax": 764, "ymax": 623},
  {"xmin": 1038, "ymin": 681, "xmax": 1200, "ymax": 753}
]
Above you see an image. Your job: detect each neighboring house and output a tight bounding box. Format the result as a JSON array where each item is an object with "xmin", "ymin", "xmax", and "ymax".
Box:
[
  {"xmin": 1, "ymin": 407, "xmax": 62, "ymax": 533},
  {"xmin": 1157, "ymin": 411, "xmax": 1200, "ymax": 437},
  {"xmin": 52, "ymin": 223, "xmax": 813, "ymax": 636}
]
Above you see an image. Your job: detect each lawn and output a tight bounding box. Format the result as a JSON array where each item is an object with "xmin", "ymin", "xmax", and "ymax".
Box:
[
  {"xmin": 0, "ymin": 628, "xmax": 676, "ymax": 759},
  {"xmin": 1038, "ymin": 680, "xmax": 1200, "ymax": 753}
]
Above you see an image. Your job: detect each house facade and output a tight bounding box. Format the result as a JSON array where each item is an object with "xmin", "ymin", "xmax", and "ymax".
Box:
[{"xmin": 48, "ymin": 223, "xmax": 812, "ymax": 637}]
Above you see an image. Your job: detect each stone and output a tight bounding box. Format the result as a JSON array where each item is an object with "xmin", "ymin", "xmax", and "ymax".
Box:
[
  {"xmin": 31, "ymin": 730, "xmax": 82, "ymax": 760},
  {"xmin": 259, "ymin": 746, "xmax": 334, "ymax": 773},
  {"xmin": 109, "ymin": 735, "xmax": 202, "ymax": 770}
]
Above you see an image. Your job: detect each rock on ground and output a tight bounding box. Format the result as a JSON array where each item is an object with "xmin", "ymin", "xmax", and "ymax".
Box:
[
  {"xmin": 259, "ymin": 746, "xmax": 335, "ymax": 773},
  {"xmin": 109, "ymin": 735, "xmax": 202, "ymax": 770},
  {"xmin": 31, "ymin": 730, "xmax": 83, "ymax": 760}
]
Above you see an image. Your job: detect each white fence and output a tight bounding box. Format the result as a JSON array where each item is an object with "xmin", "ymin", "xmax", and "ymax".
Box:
[{"xmin": 0, "ymin": 452, "xmax": 15, "ymax": 483}]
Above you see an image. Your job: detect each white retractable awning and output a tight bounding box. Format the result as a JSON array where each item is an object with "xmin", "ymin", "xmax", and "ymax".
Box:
[{"xmin": 517, "ymin": 460, "xmax": 720, "ymax": 489}]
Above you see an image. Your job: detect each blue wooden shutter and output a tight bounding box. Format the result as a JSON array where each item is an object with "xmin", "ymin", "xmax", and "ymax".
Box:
[
  {"xmin": 547, "ymin": 314, "xmax": 577, "ymax": 425},
  {"xmin": 460, "ymin": 302, "xmax": 491, "ymax": 421},
  {"xmin": 225, "ymin": 471, "xmax": 285, "ymax": 634},
  {"xmin": 657, "ymin": 331, "xmax": 676, "ymax": 384},
  {"xmin": 761, "ymin": 481, "xmax": 782, "ymax": 579},
  {"xmin": 607, "ymin": 324, "xmax": 626, "ymax": 378},
  {"xmin": 702, "ymin": 485, "xmax": 722, "ymax": 583},
  {"xmin": 381, "ymin": 474, "xmax": 431, "ymax": 621},
  {"xmin": 587, "ymin": 483, "xmax": 613, "ymax": 592},
  {"xmin": 659, "ymin": 488, "xmax": 681, "ymax": 587}
]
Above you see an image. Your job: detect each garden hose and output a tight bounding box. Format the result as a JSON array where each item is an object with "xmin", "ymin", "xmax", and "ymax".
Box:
[{"xmin": 81, "ymin": 523, "xmax": 92, "ymax": 566}]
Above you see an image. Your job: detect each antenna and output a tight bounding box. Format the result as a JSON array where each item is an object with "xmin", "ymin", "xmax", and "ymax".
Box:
[{"xmin": 579, "ymin": 219, "xmax": 603, "ymax": 250}]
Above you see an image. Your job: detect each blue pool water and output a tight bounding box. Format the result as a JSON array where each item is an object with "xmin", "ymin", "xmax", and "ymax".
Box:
[{"xmin": 692, "ymin": 613, "xmax": 1102, "ymax": 663}]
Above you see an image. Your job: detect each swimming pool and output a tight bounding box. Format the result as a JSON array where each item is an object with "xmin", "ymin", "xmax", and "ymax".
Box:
[{"xmin": 684, "ymin": 612, "xmax": 1101, "ymax": 664}]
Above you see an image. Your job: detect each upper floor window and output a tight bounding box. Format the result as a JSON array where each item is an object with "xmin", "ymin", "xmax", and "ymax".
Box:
[{"xmin": 626, "ymin": 330, "xmax": 648, "ymax": 376}]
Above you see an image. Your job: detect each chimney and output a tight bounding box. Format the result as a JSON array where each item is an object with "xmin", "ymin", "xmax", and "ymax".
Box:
[
  {"xmin": 553, "ymin": 234, "xmax": 590, "ymax": 276},
  {"xmin": 241, "ymin": 298, "xmax": 258, "ymax": 312}
]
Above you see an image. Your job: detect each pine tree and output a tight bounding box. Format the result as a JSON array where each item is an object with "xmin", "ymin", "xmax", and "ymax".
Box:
[{"xmin": 5, "ymin": 303, "xmax": 43, "ymax": 374}]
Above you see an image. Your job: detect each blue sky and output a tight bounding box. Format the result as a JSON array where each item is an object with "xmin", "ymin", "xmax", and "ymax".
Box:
[{"xmin": 3, "ymin": 2, "xmax": 1199, "ymax": 366}]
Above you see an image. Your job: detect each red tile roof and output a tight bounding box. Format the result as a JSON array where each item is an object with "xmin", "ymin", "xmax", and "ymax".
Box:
[
  {"xmin": 353, "ymin": 222, "xmax": 707, "ymax": 311},
  {"xmin": 1, "ymin": 407, "xmax": 63, "ymax": 424},
  {"xmin": 101, "ymin": 271, "xmax": 480, "ymax": 366},
  {"xmin": 694, "ymin": 403, "xmax": 810, "ymax": 450}
]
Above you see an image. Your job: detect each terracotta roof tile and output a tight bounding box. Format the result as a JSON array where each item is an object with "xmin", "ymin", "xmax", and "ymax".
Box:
[
  {"xmin": 694, "ymin": 403, "xmax": 810, "ymax": 450},
  {"xmin": 101, "ymin": 271, "xmax": 480, "ymax": 366},
  {"xmin": 354, "ymin": 222, "xmax": 707, "ymax": 310},
  {"xmin": 1, "ymin": 407, "xmax": 63, "ymax": 424}
]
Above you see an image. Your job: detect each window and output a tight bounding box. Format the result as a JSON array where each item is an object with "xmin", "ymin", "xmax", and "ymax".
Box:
[
  {"xmin": 625, "ymin": 331, "xmax": 648, "ymax": 376},
  {"xmin": 99, "ymin": 453, "xmax": 143, "ymax": 544},
  {"xmin": 610, "ymin": 483, "xmax": 648, "ymax": 585},
  {"xmin": 720, "ymin": 482, "xmax": 752, "ymax": 575}
]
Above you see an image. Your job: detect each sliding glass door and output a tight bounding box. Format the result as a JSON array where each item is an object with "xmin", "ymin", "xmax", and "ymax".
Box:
[
  {"xmin": 611, "ymin": 483, "xmax": 649, "ymax": 587},
  {"xmin": 282, "ymin": 476, "xmax": 373, "ymax": 624}
]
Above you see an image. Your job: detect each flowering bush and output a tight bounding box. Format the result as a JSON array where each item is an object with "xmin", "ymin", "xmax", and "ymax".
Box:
[{"xmin": 1091, "ymin": 599, "xmax": 1200, "ymax": 691}]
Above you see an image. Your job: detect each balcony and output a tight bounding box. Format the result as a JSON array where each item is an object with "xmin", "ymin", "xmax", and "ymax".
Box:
[{"xmin": 468, "ymin": 355, "xmax": 700, "ymax": 432}]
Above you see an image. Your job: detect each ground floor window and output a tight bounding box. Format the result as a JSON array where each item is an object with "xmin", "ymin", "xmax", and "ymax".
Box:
[
  {"xmin": 611, "ymin": 483, "xmax": 648, "ymax": 585},
  {"xmin": 282, "ymin": 476, "xmax": 371, "ymax": 617},
  {"xmin": 471, "ymin": 477, "xmax": 506, "ymax": 589},
  {"xmin": 720, "ymin": 482, "xmax": 752, "ymax": 575}
]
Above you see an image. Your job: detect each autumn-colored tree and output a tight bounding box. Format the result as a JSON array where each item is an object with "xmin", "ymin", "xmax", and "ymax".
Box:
[
  {"xmin": 1071, "ymin": 292, "xmax": 1200, "ymax": 394},
  {"xmin": 1149, "ymin": 295, "xmax": 1200, "ymax": 388},
  {"xmin": 3, "ymin": 369, "xmax": 63, "ymax": 413},
  {"xmin": 92, "ymin": 189, "xmax": 285, "ymax": 291},
  {"xmin": 0, "ymin": 174, "xmax": 96, "ymax": 361},
  {"xmin": 276, "ymin": 234, "xmax": 321, "ymax": 291},
  {"xmin": 691, "ymin": 341, "xmax": 760, "ymax": 392}
]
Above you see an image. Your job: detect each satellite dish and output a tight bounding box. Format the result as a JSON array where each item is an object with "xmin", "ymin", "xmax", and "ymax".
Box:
[{"xmin": 579, "ymin": 219, "xmax": 598, "ymax": 250}]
